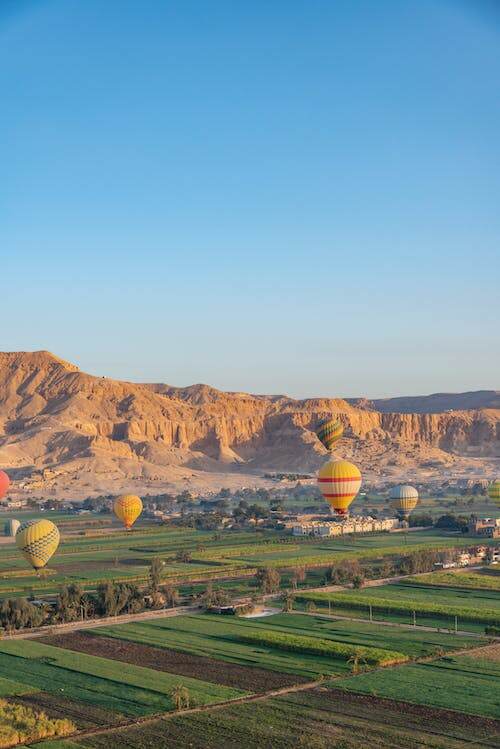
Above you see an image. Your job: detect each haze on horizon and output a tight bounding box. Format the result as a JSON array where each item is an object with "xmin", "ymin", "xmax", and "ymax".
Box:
[{"xmin": 1, "ymin": 0, "xmax": 499, "ymax": 399}]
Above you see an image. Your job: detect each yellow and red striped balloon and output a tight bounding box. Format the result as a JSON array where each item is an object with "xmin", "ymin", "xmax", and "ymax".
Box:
[
  {"xmin": 318, "ymin": 459, "xmax": 361, "ymax": 515},
  {"xmin": 316, "ymin": 417, "xmax": 343, "ymax": 452},
  {"xmin": 488, "ymin": 480, "xmax": 500, "ymax": 504},
  {"xmin": 114, "ymin": 494, "xmax": 143, "ymax": 529}
]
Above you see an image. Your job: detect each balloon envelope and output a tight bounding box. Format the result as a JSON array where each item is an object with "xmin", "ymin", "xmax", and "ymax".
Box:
[
  {"xmin": 15, "ymin": 519, "xmax": 60, "ymax": 570},
  {"xmin": 316, "ymin": 417, "xmax": 344, "ymax": 451},
  {"xmin": 488, "ymin": 480, "xmax": 500, "ymax": 504},
  {"xmin": 318, "ymin": 459, "xmax": 361, "ymax": 515},
  {"xmin": 0, "ymin": 471, "xmax": 10, "ymax": 500},
  {"xmin": 114, "ymin": 494, "xmax": 143, "ymax": 529},
  {"xmin": 390, "ymin": 485, "xmax": 419, "ymax": 517}
]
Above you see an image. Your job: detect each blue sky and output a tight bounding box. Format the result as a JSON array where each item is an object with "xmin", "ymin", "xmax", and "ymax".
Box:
[{"xmin": 1, "ymin": 0, "xmax": 499, "ymax": 397}]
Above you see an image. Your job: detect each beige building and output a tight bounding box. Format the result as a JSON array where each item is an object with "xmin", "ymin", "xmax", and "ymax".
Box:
[{"xmin": 291, "ymin": 516, "xmax": 399, "ymax": 537}]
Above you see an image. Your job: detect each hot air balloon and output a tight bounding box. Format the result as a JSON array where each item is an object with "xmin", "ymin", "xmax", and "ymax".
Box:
[
  {"xmin": 488, "ymin": 480, "xmax": 500, "ymax": 504},
  {"xmin": 4, "ymin": 519, "xmax": 20, "ymax": 537},
  {"xmin": 390, "ymin": 485, "xmax": 419, "ymax": 520},
  {"xmin": 15, "ymin": 519, "xmax": 60, "ymax": 570},
  {"xmin": 316, "ymin": 417, "xmax": 344, "ymax": 452},
  {"xmin": 0, "ymin": 471, "xmax": 10, "ymax": 500},
  {"xmin": 114, "ymin": 494, "xmax": 143, "ymax": 530},
  {"xmin": 318, "ymin": 459, "xmax": 361, "ymax": 515}
]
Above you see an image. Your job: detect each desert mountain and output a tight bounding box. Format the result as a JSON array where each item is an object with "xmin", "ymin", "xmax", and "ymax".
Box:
[
  {"xmin": 349, "ymin": 391, "xmax": 500, "ymax": 414},
  {"xmin": 0, "ymin": 351, "xmax": 498, "ymax": 498}
]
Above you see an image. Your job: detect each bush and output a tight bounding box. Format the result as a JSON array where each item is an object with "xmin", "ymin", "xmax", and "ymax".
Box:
[
  {"xmin": 0, "ymin": 700, "xmax": 75, "ymax": 747},
  {"xmin": 485, "ymin": 625, "xmax": 500, "ymax": 636}
]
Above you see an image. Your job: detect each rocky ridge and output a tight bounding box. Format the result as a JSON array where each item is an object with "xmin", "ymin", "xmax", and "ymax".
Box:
[{"xmin": 0, "ymin": 351, "xmax": 498, "ymax": 497}]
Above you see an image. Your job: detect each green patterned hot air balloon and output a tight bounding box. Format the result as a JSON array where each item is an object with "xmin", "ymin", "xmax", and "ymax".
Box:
[
  {"xmin": 316, "ymin": 417, "xmax": 344, "ymax": 452},
  {"xmin": 488, "ymin": 480, "xmax": 500, "ymax": 505}
]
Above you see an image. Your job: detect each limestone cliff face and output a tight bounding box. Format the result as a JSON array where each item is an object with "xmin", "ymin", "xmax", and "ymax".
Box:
[{"xmin": 0, "ymin": 351, "xmax": 498, "ymax": 496}]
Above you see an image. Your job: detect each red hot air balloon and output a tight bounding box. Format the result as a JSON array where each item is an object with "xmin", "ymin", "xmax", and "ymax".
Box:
[{"xmin": 0, "ymin": 471, "xmax": 10, "ymax": 500}]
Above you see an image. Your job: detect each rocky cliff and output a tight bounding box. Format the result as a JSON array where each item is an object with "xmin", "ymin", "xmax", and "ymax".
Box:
[{"xmin": 0, "ymin": 351, "xmax": 498, "ymax": 497}]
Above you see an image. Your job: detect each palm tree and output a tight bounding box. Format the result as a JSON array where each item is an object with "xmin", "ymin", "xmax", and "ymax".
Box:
[
  {"xmin": 171, "ymin": 684, "xmax": 190, "ymax": 711},
  {"xmin": 282, "ymin": 590, "xmax": 295, "ymax": 613},
  {"xmin": 347, "ymin": 650, "xmax": 368, "ymax": 675}
]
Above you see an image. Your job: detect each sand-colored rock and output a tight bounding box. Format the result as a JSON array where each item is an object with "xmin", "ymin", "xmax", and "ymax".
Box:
[{"xmin": 0, "ymin": 351, "xmax": 498, "ymax": 498}]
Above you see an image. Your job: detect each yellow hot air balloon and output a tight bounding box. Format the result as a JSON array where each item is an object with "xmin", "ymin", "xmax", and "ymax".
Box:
[
  {"xmin": 390, "ymin": 485, "xmax": 419, "ymax": 520},
  {"xmin": 488, "ymin": 480, "xmax": 500, "ymax": 504},
  {"xmin": 114, "ymin": 494, "xmax": 143, "ymax": 529},
  {"xmin": 316, "ymin": 417, "xmax": 344, "ymax": 452},
  {"xmin": 318, "ymin": 459, "xmax": 361, "ymax": 515},
  {"xmin": 15, "ymin": 519, "xmax": 60, "ymax": 570}
]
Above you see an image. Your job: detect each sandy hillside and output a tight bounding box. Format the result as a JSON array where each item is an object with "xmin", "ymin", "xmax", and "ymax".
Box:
[{"xmin": 0, "ymin": 351, "xmax": 498, "ymax": 498}]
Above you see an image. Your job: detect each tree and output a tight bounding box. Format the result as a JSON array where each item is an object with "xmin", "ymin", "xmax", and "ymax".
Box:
[
  {"xmin": 0, "ymin": 598, "xmax": 45, "ymax": 632},
  {"xmin": 282, "ymin": 590, "xmax": 295, "ymax": 613},
  {"xmin": 306, "ymin": 601, "xmax": 317, "ymax": 614},
  {"xmin": 163, "ymin": 585, "xmax": 179, "ymax": 608},
  {"xmin": 290, "ymin": 566, "xmax": 306, "ymax": 589},
  {"xmin": 256, "ymin": 567, "xmax": 281, "ymax": 594},
  {"xmin": 347, "ymin": 650, "xmax": 368, "ymax": 675},
  {"xmin": 149, "ymin": 557, "xmax": 164, "ymax": 592},
  {"xmin": 54, "ymin": 583, "xmax": 86, "ymax": 623},
  {"xmin": 352, "ymin": 574, "xmax": 365, "ymax": 589},
  {"xmin": 171, "ymin": 684, "xmax": 190, "ymax": 711},
  {"xmin": 199, "ymin": 583, "xmax": 229, "ymax": 608},
  {"xmin": 175, "ymin": 550, "xmax": 192, "ymax": 563},
  {"xmin": 329, "ymin": 559, "xmax": 362, "ymax": 585}
]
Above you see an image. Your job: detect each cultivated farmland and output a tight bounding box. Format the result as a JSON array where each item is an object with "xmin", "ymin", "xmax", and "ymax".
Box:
[
  {"xmin": 32, "ymin": 687, "xmax": 500, "ymax": 748},
  {"xmin": 297, "ymin": 582, "xmax": 500, "ymax": 631},
  {"xmin": 336, "ymin": 652, "xmax": 500, "ymax": 719}
]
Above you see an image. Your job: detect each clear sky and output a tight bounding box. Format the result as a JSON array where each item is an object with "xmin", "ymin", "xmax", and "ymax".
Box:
[{"xmin": 1, "ymin": 0, "xmax": 499, "ymax": 398}]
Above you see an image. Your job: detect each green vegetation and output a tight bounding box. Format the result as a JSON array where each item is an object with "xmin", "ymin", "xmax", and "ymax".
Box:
[
  {"xmin": 31, "ymin": 685, "xmax": 499, "ymax": 749},
  {"xmin": 236, "ymin": 629, "xmax": 408, "ymax": 666},
  {"xmin": 403, "ymin": 567, "xmax": 500, "ymax": 592},
  {"xmin": 93, "ymin": 612, "xmax": 481, "ymax": 677},
  {"xmin": 0, "ymin": 699, "xmax": 74, "ymax": 747},
  {"xmin": 336, "ymin": 654, "xmax": 500, "ymax": 719},
  {"xmin": 297, "ymin": 583, "xmax": 500, "ymax": 630},
  {"xmin": 0, "ymin": 516, "xmax": 493, "ymax": 601},
  {"xmin": 0, "ymin": 640, "xmax": 245, "ymax": 716}
]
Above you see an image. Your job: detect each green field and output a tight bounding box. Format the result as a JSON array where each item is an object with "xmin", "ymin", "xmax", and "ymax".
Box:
[
  {"xmin": 93, "ymin": 612, "xmax": 482, "ymax": 677},
  {"xmin": 297, "ymin": 582, "xmax": 500, "ymax": 631},
  {"xmin": 403, "ymin": 566, "xmax": 500, "ymax": 592},
  {"xmin": 336, "ymin": 653, "xmax": 500, "ymax": 719},
  {"xmin": 0, "ymin": 639, "xmax": 244, "ymax": 716},
  {"xmin": 0, "ymin": 514, "xmax": 493, "ymax": 599},
  {"xmin": 29, "ymin": 685, "xmax": 500, "ymax": 749}
]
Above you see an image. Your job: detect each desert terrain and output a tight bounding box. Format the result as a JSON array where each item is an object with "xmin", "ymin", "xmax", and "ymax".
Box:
[{"xmin": 0, "ymin": 351, "xmax": 498, "ymax": 498}]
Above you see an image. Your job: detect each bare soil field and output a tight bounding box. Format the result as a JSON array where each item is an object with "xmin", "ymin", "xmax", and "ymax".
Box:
[
  {"xmin": 58, "ymin": 686, "xmax": 500, "ymax": 748},
  {"xmin": 40, "ymin": 631, "xmax": 309, "ymax": 692},
  {"xmin": 326, "ymin": 688, "xmax": 500, "ymax": 740},
  {"xmin": 465, "ymin": 643, "xmax": 500, "ymax": 662}
]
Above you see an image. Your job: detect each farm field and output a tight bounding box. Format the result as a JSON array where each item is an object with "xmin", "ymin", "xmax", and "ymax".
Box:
[
  {"xmin": 297, "ymin": 581, "xmax": 500, "ymax": 632},
  {"xmin": 0, "ymin": 514, "xmax": 493, "ymax": 599},
  {"xmin": 336, "ymin": 651, "xmax": 500, "ymax": 719},
  {"xmin": 29, "ymin": 686, "xmax": 500, "ymax": 748},
  {"xmin": 403, "ymin": 565, "xmax": 500, "ymax": 592},
  {"xmin": 90, "ymin": 612, "xmax": 483, "ymax": 677},
  {"xmin": 0, "ymin": 639, "xmax": 245, "ymax": 717}
]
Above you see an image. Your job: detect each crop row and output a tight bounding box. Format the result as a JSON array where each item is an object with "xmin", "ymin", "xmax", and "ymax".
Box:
[
  {"xmin": 296, "ymin": 592, "xmax": 500, "ymax": 625},
  {"xmin": 236, "ymin": 630, "xmax": 408, "ymax": 666}
]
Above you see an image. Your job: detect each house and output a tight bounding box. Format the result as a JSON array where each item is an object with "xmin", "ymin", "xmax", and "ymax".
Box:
[{"xmin": 468, "ymin": 518, "xmax": 500, "ymax": 538}]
